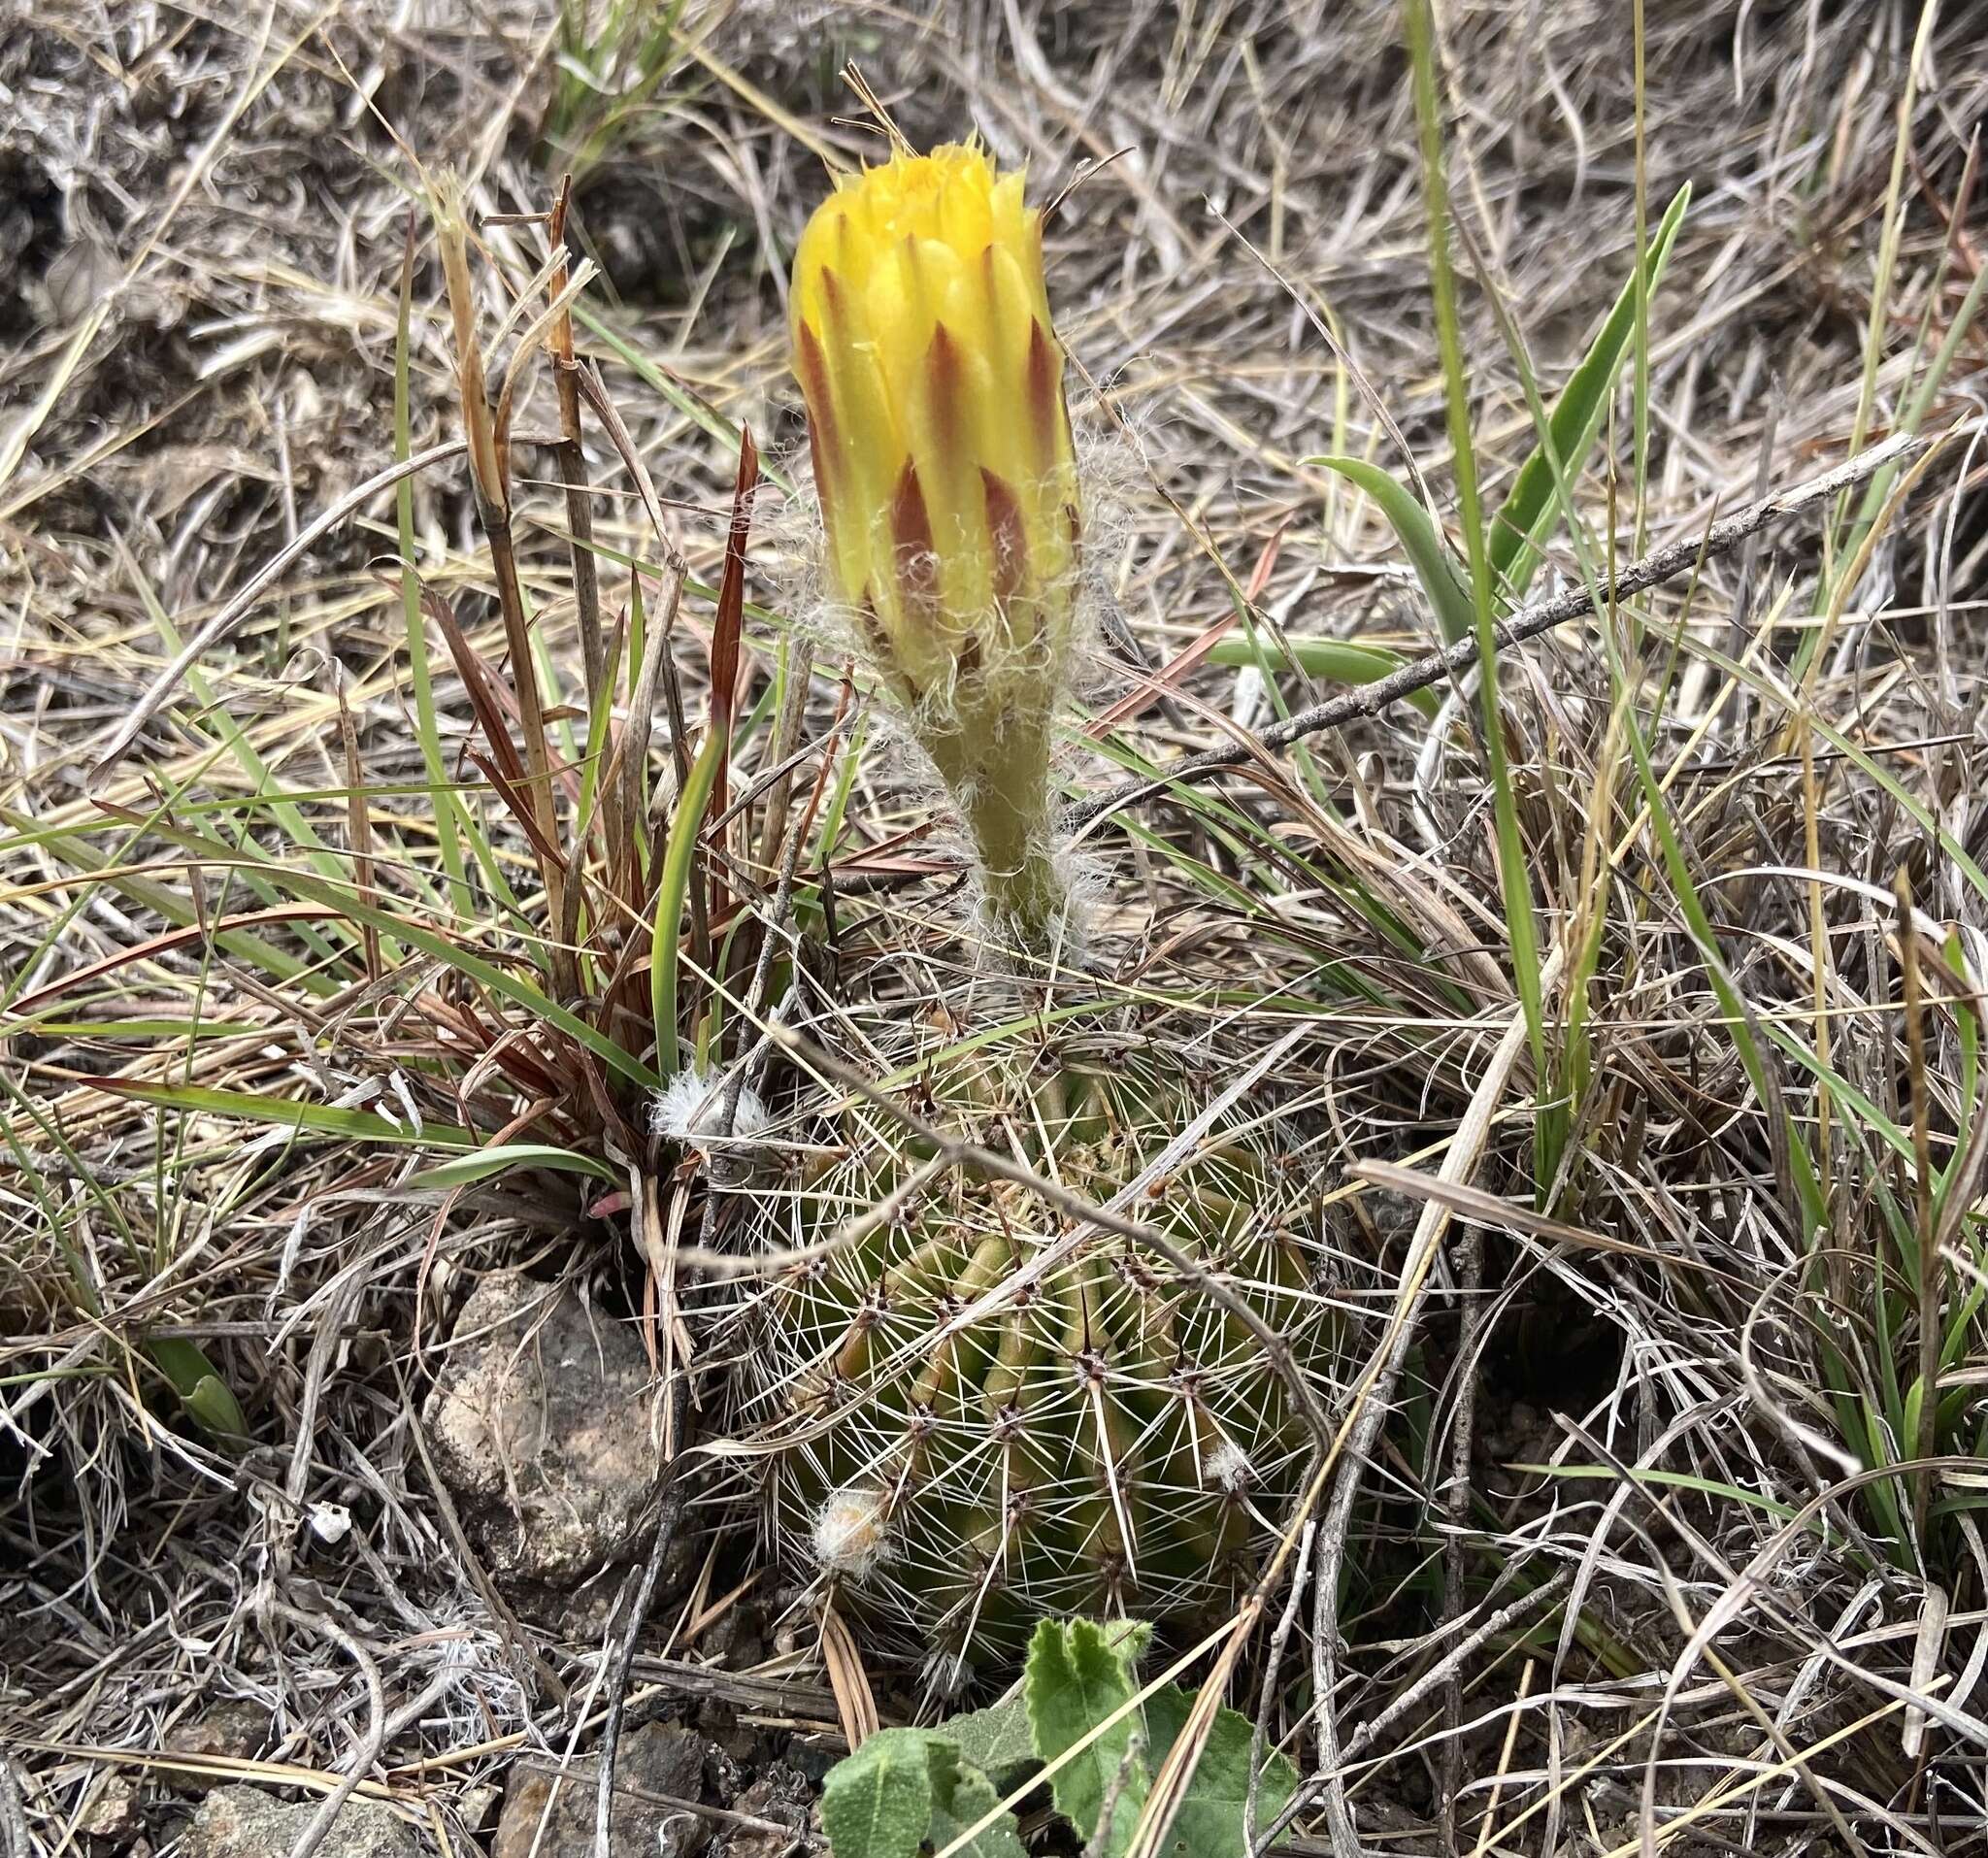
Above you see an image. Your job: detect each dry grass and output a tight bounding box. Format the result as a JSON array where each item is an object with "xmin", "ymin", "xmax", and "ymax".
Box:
[{"xmin": 3, "ymin": 2, "xmax": 1987, "ymax": 1855}]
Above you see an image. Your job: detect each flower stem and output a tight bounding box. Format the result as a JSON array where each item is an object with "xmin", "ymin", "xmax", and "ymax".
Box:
[{"xmin": 928, "ymin": 711, "xmax": 1067, "ymax": 956}]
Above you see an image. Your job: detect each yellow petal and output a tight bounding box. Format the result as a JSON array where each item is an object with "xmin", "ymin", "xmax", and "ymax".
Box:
[{"xmin": 790, "ymin": 139, "xmax": 1079, "ymax": 692}]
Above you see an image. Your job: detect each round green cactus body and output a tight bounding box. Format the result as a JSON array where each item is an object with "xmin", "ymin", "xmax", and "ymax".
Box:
[{"xmin": 743, "ymin": 1029, "xmax": 1341, "ymax": 1669}]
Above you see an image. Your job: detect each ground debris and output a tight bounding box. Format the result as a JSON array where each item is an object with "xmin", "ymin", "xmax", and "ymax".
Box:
[
  {"xmin": 422, "ymin": 1268, "xmax": 664, "ymax": 1585},
  {"xmin": 179, "ymin": 1786, "xmax": 419, "ymax": 1858}
]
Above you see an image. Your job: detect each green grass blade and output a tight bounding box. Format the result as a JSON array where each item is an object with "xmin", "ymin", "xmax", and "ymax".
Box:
[
  {"xmin": 1406, "ymin": 0, "xmax": 1553, "ymax": 1181},
  {"xmin": 1486, "ymin": 182, "xmax": 1690, "ymax": 597},
  {"xmin": 103, "ymin": 808, "xmax": 660, "ymax": 1088},
  {"xmin": 651, "ymin": 728, "xmax": 725, "ymax": 1078},
  {"xmin": 1307, "ymin": 454, "xmax": 1475, "ymax": 647},
  {"xmin": 1206, "ymin": 635, "xmax": 1442, "ymax": 720},
  {"xmin": 1460, "ymin": 150, "xmax": 1821, "ymax": 1231},
  {"xmin": 411, "ymin": 1143, "xmax": 616, "ymax": 1187},
  {"xmin": 0, "ymin": 806, "xmax": 333, "ymax": 996},
  {"xmin": 87, "ymin": 1078, "xmax": 480, "ymax": 1148}
]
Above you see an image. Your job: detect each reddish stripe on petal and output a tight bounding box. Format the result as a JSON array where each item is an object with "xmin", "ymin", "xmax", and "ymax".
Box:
[
  {"xmin": 980, "ymin": 468, "xmax": 1026, "ymax": 602},
  {"xmin": 818, "ymin": 265, "xmax": 848, "ymax": 334},
  {"xmin": 979, "ymin": 245, "xmax": 1009, "ymax": 345},
  {"xmin": 891, "ymin": 460, "xmax": 939, "ymax": 628},
  {"xmin": 794, "ymin": 319, "xmax": 840, "ymax": 471},
  {"xmin": 927, "ymin": 321, "xmax": 965, "ymax": 463}
]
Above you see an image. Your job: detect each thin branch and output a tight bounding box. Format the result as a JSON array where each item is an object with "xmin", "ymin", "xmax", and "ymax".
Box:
[
  {"xmin": 0, "ymin": 1756, "xmax": 29, "ymax": 1858},
  {"xmin": 1244, "ymin": 1517, "xmax": 1314, "ymax": 1855},
  {"xmin": 1440, "ymin": 1217, "xmax": 1484, "ymax": 1858},
  {"xmin": 265, "ymin": 1598, "xmax": 386, "ymax": 1858},
  {"xmin": 1066, "ymin": 430, "xmax": 1923, "ymax": 833}
]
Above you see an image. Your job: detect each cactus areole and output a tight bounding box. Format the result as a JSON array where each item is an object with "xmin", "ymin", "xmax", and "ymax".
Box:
[
  {"xmin": 791, "ymin": 139, "xmax": 1082, "ymax": 949},
  {"xmin": 746, "ymin": 1042, "xmax": 1338, "ymax": 1673}
]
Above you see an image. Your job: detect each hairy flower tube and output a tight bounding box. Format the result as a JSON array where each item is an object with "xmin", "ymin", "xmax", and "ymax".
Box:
[{"xmin": 791, "ymin": 141, "xmax": 1081, "ymax": 948}]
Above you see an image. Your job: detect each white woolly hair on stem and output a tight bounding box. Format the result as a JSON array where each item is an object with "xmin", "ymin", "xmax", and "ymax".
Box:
[
  {"xmin": 769, "ymin": 413, "xmax": 1153, "ymax": 962},
  {"xmin": 651, "ymin": 1066, "xmax": 771, "ymax": 1145}
]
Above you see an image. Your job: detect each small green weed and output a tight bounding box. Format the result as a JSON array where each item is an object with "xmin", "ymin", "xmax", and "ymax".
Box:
[{"xmin": 819, "ymin": 1618, "xmax": 1296, "ymax": 1858}]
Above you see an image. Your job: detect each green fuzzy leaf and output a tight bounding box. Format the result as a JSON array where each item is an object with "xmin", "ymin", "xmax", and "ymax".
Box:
[
  {"xmin": 820, "ymin": 1730, "xmax": 1023, "ymax": 1858},
  {"xmin": 1307, "ymin": 456, "xmax": 1477, "ymax": 646},
  {"xmin": 1486, "ymin": 182, "xmax": 1692, "ymax": 598},
  {"xmin": 1143, "ymin": 1685, "xmax": 1300, "ymax": 1857},
  {"xmin": 1024, "ymin": 1619, "xmax": 1150, "ymax": 1858},
  {"xmin": 821, "ymin": 1729, "xmax": 944, "ymax": 1858},
  {"xmin": 925, "ymin": 1751, "xmax": 1028, "ymax": 1858},
  {"xmin": 945, "ymin": 1693, "xmax": 1039, "ymax": 1791}
]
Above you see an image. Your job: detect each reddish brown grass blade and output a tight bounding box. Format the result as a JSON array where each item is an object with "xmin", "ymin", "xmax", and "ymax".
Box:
[
  {"xmin": 709, "ymin": 426, "xmax": 758, "ymax": 818},
  {"xmin": 8, "ymin": 907, "xmax": 339, "ymax": 1018},
  {"xmin": 1087, "ymin": 519, "xmax": 1286, "ymax": 736}
]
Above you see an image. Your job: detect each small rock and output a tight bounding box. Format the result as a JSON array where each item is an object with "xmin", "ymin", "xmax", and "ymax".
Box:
[
  {"xmin": 79, "ymin": 1773, "xmax": 142, "ymax": 1846},
  {"xmin": 713, "ymin": 1769, "xmax": 811, "ymax": 1858},
  {"xmin": 160, "ymin": 1702, "xmax": 271, "ymax": 1793},
  {"xmin": 180, "ymin": 1786, "xmax": 419, "ymax": 1858},
  {"xmin": 456, "ymin": 1779, "xmax": 501, "ymax": 1831},
  {"xmin": 784, "ymin": 1738, "xmax": 842, "ymax": 1789},
  {"xmin": 422, "ymin": 1270, "xmax": 662, "ymax": 1584},
  {"xmin": 493, "ymin": 1723, "xmax": 716, "ymax": 1858}
]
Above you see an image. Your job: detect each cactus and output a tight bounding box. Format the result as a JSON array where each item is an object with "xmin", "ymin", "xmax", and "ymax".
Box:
[
  {"xmin": 754, "ymin": 136, "xmax": 1342, "ymax": 1673},
  {"xmin": 739, "ymin": 1030, "xmax": 1341, "ymax": 1671}
]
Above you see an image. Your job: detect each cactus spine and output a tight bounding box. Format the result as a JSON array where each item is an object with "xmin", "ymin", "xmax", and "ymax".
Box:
[{"xmin": 743, "ymin": 1038, "xmax": 1337, "ymax": 1668}]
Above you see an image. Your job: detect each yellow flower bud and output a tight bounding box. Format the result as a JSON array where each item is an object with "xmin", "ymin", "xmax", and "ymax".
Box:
[
  {"xmin": 792, "ymin": 142, "xmax": 1080, "ymax": 689},
  {"xmin": 791, "ymin": 141, "xmax": 1082, "ymax": 948}
]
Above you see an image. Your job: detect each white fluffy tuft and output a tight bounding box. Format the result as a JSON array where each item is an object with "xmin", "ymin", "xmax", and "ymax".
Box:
[
  {"xmin": 651, "ymin": 1067, "xmax": 771, "ymax": 1144},
  {"xmin": 1202, "ymin": 1439, "xmax": 1255, "ymax": 1493},
  {"xmin": 811, "ymin": 1483, "xmax": 891, "ymax": 1579}
]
